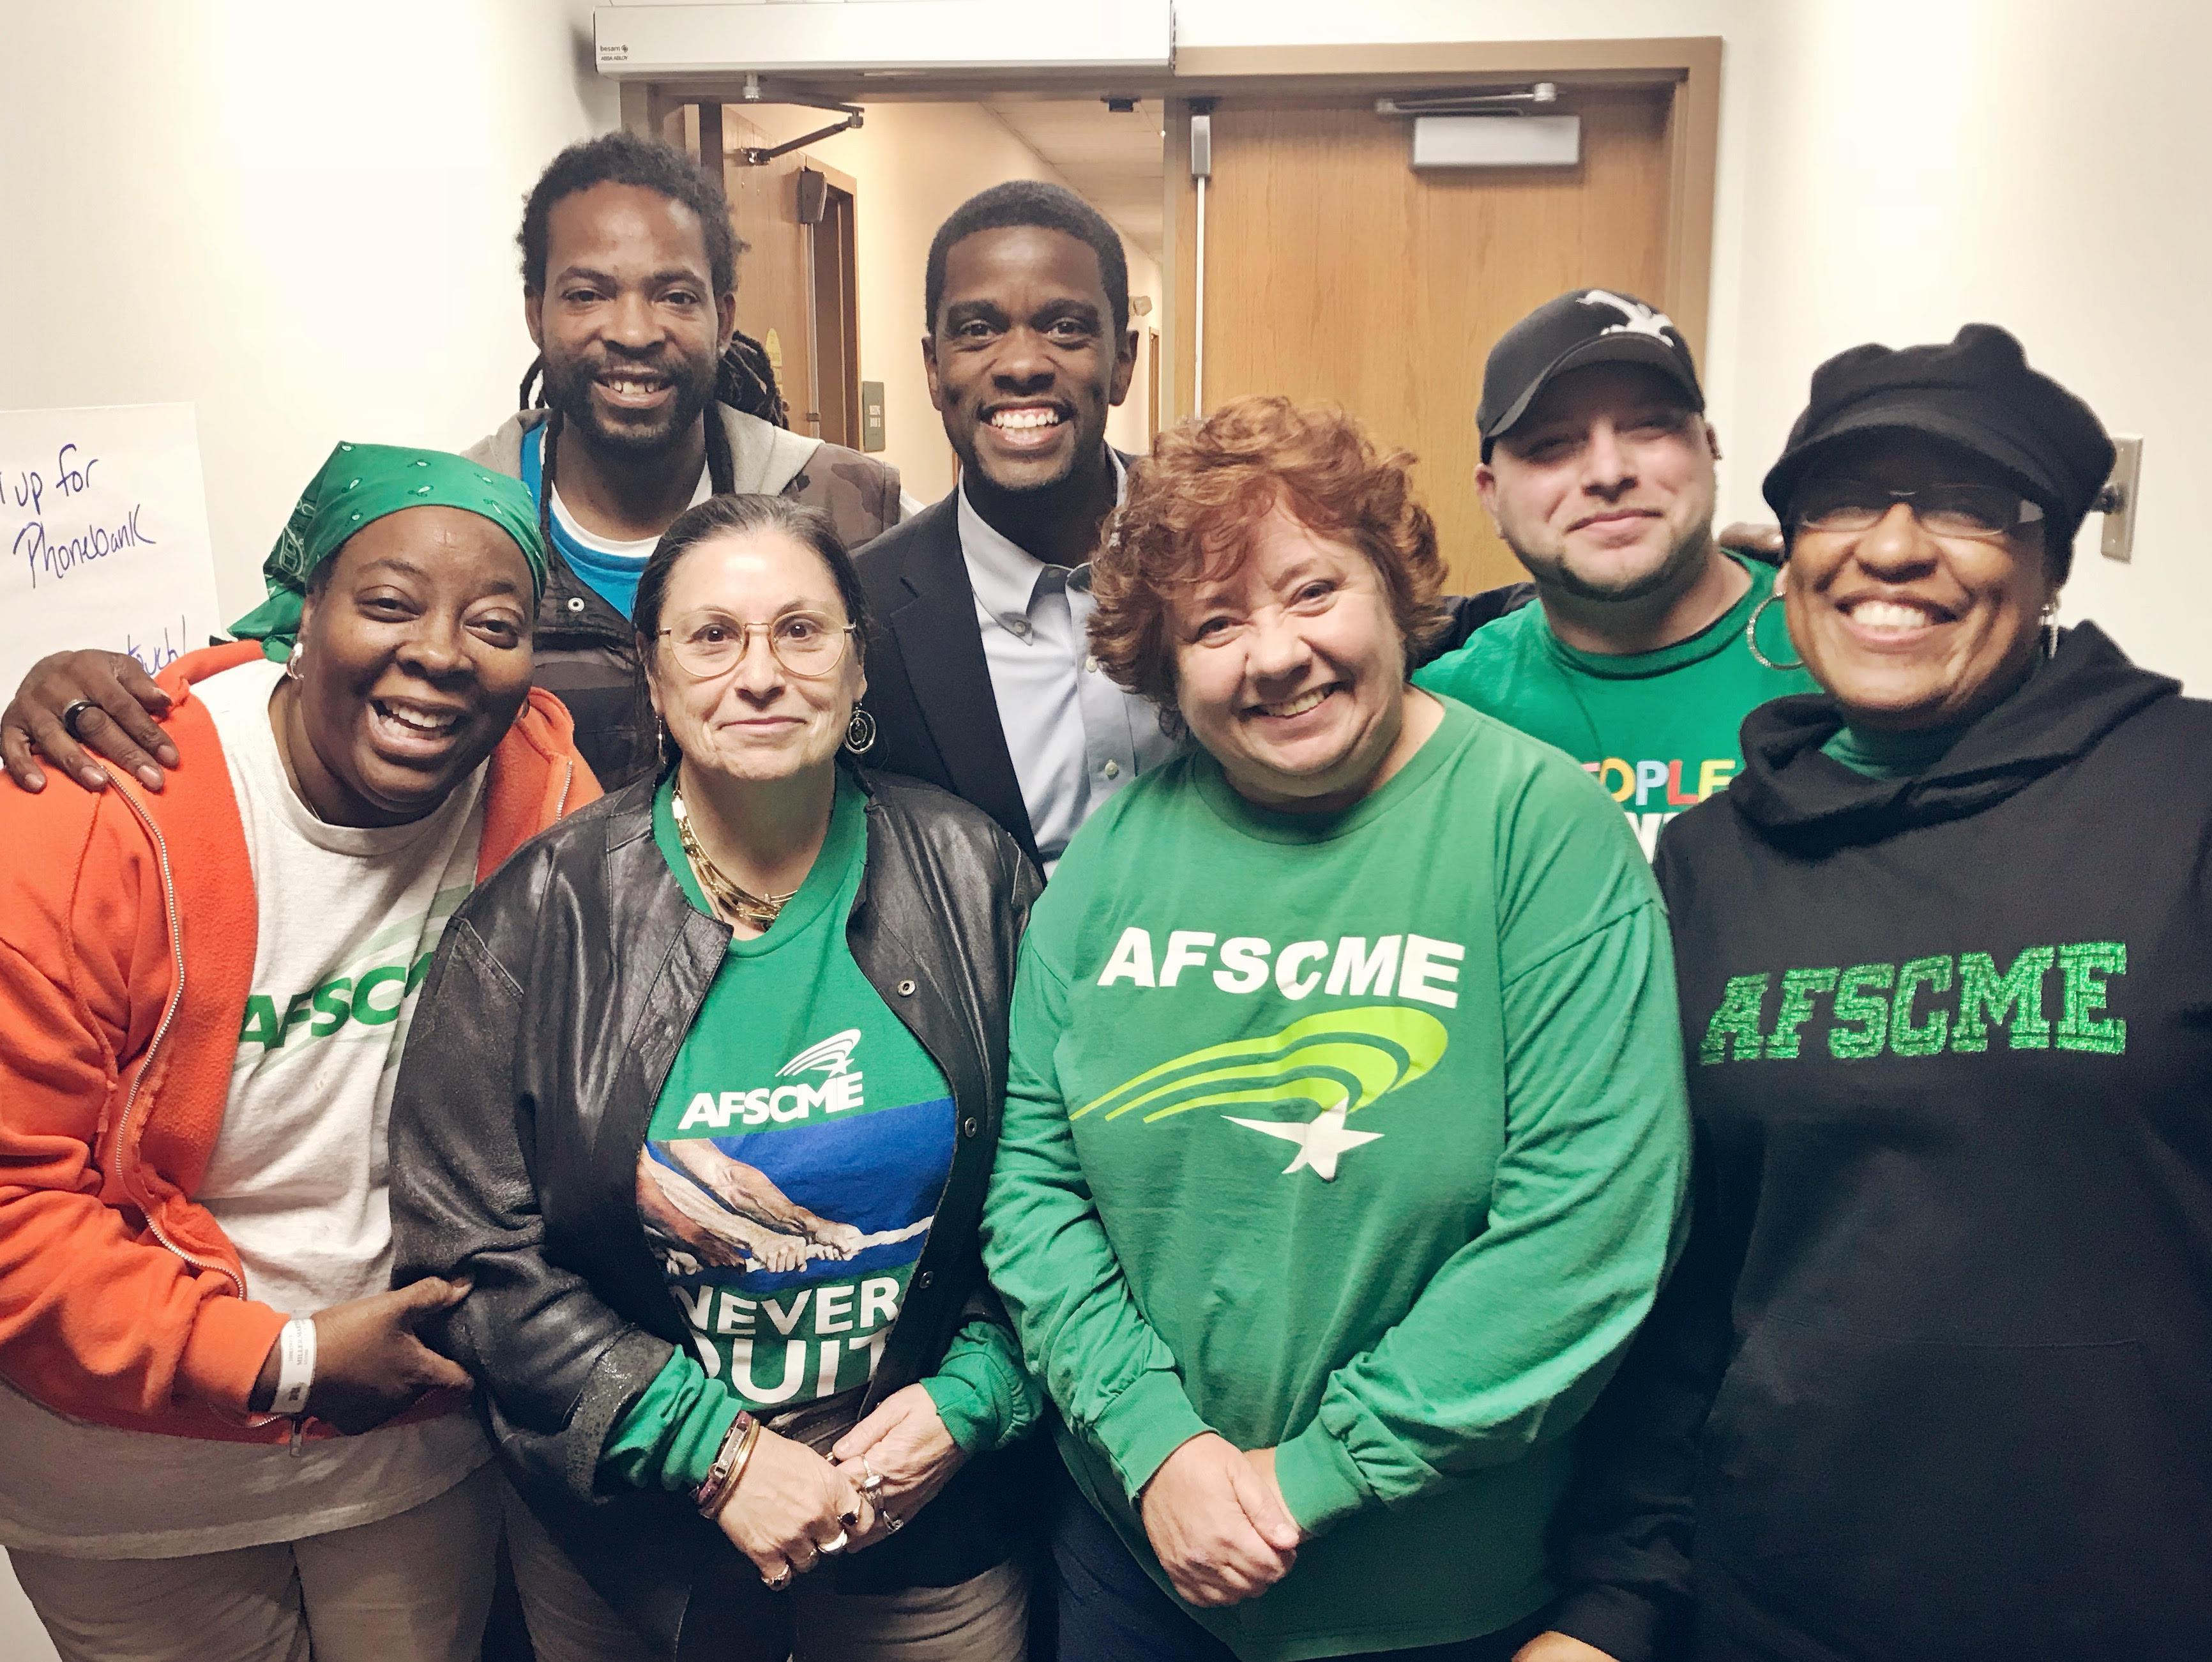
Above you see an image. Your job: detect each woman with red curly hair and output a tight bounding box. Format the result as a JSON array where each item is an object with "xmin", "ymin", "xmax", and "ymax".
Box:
[{"xmin": 980, "ymin": 397, "xmax": 1691, "ymax": 1662}]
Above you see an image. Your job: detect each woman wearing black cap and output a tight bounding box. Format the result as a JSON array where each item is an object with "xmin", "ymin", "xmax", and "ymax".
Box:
[{"xmin": 1518, "ymin": 324, "xmax": 2212, "ymax": 1662}]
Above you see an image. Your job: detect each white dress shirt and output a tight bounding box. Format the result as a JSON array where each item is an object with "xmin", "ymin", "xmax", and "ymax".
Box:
[{"xmin": 958, "ymin": 455, "xmax": 1179, "ymax": 871}]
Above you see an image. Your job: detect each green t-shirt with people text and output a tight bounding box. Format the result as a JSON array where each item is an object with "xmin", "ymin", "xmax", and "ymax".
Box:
[{"xmin": 1414, "ymin": 554, "xmax": 1815, "ymax": 857}]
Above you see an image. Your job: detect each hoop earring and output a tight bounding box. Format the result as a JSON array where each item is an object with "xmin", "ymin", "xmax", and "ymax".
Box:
[
  {"xmin": 1745, "ymin": 590, "xmax": 1804, "ymax": 673},
  {"xmin": 285, "ymin": 643, "xmax": 305, "ymax": 680},
  {"xmin": 844, "ymin": 705, "xmax": 877, "ymax": 756}
]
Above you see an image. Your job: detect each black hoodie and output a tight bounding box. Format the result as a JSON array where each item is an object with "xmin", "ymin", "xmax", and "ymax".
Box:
[{"xmin": 1549, "ymin": 624, "xmax": 2212, "ymax": 1662}]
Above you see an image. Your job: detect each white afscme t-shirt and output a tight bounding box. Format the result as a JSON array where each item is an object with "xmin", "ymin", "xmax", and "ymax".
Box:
[{"xmin": 0, "ymin": 657, "xmax": 491, "ymax": 1559}]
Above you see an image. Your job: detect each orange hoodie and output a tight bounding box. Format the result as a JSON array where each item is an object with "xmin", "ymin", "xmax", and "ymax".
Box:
[{"xmin": 0, "ymin": 641, "xmax": 599, "ymax": 1444}]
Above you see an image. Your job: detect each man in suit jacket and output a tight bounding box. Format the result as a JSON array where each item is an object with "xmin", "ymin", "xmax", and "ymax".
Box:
[{"xmin": 854, "ymin": 182, "xmax": 1176, "ymax": 872}]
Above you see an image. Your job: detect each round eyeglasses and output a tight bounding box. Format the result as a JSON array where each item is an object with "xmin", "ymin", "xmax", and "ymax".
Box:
[
  {"xmin": 1791, "ymin": 480, "xmax": 2045, "ymax": 542},
  {"xmin": 658, "ymin": 610, "xmax": 858, "ymax": 680}
]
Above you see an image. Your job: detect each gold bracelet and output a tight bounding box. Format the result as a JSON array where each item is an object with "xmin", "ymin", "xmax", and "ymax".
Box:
[
  {"xmin": 695, "ymin": 1410, "xmax": 759, "ymax": 1518},
  {"xmin": 722, "ymin": 1415, "xmax": 764, "ymax": 1509}
]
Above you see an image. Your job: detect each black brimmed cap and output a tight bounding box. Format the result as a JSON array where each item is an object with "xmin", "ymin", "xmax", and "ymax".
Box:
[
  {"xmin": 1761, "ymin": 324, "xmax": 2114, "ymax": 572},
  {"xmin": 1479, "ymin": 289, "xmax": 1704, "ymax": 459}
]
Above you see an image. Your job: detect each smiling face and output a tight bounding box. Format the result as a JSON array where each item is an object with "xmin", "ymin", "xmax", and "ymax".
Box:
[
  {"xmin": 1781, "ymin": 434, "xmax": 2056, "ymax": 732},
  {"xmin": 283, "ymin": 507, "xmax": 536, "ymax": 827},
  {"xmin": 527, "ymin": 181, "xmax": 736, "ymax": 458},
  {"xmin": 1480, "ymin": 362, "xmax": 1719, "ymax": 602},
  {"xmin": 645, "ymin": 529, "xmax": 865, "ymax": 786},
  {"xmin": 1170, "ymin": 505, "xmax": 1421, "ymax": 812},
  {"xmin": 923, "ymin": 225, "xmax": 1135, "ymax": 496}
]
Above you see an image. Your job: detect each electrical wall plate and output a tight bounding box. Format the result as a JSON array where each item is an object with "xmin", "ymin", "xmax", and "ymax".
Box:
[
  {"xmin": 2100, "ymin": 434, "xmax": 2143, "ymax": 562},
  {"xmin": 860, "ymin": 381, "xmax": 886, "ymax": 454}
]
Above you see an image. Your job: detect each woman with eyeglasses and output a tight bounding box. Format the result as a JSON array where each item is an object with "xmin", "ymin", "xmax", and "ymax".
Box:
[
  {"xmin": 388, "ymin": 493, "xmax": 1043, "ymax": 1662},
  {"xmin": 1522, "ymin": 326, "xmax": 2212, "ymax": 1662}
]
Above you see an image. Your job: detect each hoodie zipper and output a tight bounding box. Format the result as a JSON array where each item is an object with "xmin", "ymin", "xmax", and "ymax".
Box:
[{"xmin": 100, "ymin": 767, "xmax": 246, "ymax": 1300}]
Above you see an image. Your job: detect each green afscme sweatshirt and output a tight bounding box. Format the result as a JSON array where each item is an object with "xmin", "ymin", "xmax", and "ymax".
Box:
[{"xmin": 981, "ymin": 698, "xmax": 1692, "ymax": 1661}]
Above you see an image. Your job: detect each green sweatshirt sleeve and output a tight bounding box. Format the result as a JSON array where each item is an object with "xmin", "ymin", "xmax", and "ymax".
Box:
[
  {"xmin": 921, "ymin": 1312, "xmax": 1045, "ymax": 1455},
  {"xmin": 600, "ymin": 1351, "xmax": 744, "ymax": 1494},
  {"xmin": 981, "ymin": 944, "xmax": 1215, "ymax": 1502},
  {"xmin": 1274, "ymin": 888, "xmax": 1692, "ymax": 1536}
]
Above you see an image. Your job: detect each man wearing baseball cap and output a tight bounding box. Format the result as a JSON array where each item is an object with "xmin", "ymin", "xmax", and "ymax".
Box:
[{"xmin": 1414, "ymin": 289, "xmax": 1813, "ymax": 857}]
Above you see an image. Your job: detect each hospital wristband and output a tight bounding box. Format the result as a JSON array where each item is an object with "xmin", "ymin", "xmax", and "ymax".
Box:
[{"xmin": 270, "ymin": 1317, "xmax": 317, "ymax": 1418}]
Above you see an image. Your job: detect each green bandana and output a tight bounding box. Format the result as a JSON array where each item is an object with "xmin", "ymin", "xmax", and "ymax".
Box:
[{"xmin": 229, "ymin": 442, "xmax": 549, "ymax": 660}]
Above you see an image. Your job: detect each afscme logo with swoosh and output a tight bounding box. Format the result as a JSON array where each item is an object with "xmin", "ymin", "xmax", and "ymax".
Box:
[{"xmin": 1073, "ymin": 1006, "xmax": 1449, "ymax": 1182}]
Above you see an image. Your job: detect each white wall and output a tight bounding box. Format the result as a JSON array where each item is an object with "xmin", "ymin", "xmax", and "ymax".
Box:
[
  {"xmin": 0, "ymin": 0, "xmax": 615, "ymax": 623},
  {"xmin": 730, "ymin": 100, "xmax": 1163, "ymax": 503},
  {"xmin": 1717, "ymin": 0, "xmax": 2212, "ymax": 689}
]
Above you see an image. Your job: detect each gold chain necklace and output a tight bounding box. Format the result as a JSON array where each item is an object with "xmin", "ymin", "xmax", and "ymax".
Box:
[{"xmin": 670, "ymin": 787, "xmax": 798, "ymax": 930}]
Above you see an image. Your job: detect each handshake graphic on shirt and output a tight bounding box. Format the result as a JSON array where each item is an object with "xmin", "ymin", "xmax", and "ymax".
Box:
[{"xmin": 638, "ymin": 1143, "xmax": 902, "ymax": 1274}]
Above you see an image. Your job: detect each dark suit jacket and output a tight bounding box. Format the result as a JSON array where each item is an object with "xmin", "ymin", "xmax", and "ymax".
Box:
[
  {"xmin": 854, "ymin": 492, "xmax": 1045, "ymax": 862},
  {"xmin": 851, "ymin": 484, "xmax": 1537, "ymax": 864}
]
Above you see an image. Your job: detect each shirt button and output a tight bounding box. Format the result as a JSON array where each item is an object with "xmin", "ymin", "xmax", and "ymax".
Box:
[
  {"xmin": 1103, "ymin": 760, "xmax": 1121, "ymax": 779},
  {"xmin": 1084, "ymin": 654, "xmax": 1099, "ymax": 673},
  {"xmin": 916, "ymin": 1270, "xmax": 934, "ymax": 1290},
  {"xmin": 896, "ymin": 979, "xmax": 916, "ymax": 997},
  {"xmin": 1004, "ymin": 616, "xmax": 1031, "ymax": 639},
  {"xmin": 566, "ymin": 596, "xmax": 586, "ymax": 613},
  {"xmin": 962, "ymin": 1117, "xmax": 979, "ymax": 1138}
]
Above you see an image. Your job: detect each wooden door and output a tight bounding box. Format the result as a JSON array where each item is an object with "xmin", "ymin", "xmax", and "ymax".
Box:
[
  {"xmin": 1175, "ymin": 90, "xmax": 1676, "ymax": 593},
  {"xmin": 809, "ymin": 179, "xmax": 860, "ymax": 448},
  {"xmin": 717, "ymin": 112, "xmax": 818, "ymax": 432}
]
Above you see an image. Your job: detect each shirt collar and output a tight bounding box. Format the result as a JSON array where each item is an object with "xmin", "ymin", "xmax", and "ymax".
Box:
[{"xmin": 958, "ymin": 449, "xmax": 1127, "ymax": 624}]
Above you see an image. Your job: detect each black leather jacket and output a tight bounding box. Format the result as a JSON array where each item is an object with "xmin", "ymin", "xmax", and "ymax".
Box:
[{"xmin": 389, "ymin": 765, "xmax": 1041, "ymax": 1661}]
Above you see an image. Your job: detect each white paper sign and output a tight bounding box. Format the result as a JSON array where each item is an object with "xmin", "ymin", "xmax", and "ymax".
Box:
[{"xmin": 0, "ymin": 403, "xmax": 225, "ymax": 691}]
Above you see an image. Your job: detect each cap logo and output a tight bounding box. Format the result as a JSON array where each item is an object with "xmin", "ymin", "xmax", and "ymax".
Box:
[{"xmin": 1579, "ymin": 289, "xmax": 1677, "ymax": 342}]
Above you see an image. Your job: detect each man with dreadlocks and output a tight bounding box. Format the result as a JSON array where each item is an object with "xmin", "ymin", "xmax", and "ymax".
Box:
[
  {"xmin": 470, "ymin": 132, "xmax": 901, "ymax": 786},
  {"xmin": 0, "ymin": 133, "xmax": 900, "ymax": 795}
]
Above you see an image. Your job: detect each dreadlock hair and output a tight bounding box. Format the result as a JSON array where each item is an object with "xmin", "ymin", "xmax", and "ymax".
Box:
[
  {"xmin": 715, "ymin": 332, "xmax": 788, "ymax": 429},
  {"xmin": 924, "ymin": 179, "xmax": 1130, "ymax": 336}
]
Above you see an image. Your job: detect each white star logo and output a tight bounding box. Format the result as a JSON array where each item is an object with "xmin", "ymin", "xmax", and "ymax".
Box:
[
  {"xmin": 1579, "ymin": 288, "xmax": 1678, "ymax": 342},
  {"xmin": 1223, "ymin": 1106, "xmax": 1383, "ymax": 1182}
]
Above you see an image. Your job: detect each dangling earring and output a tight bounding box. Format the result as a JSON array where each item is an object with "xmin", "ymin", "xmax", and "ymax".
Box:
[
  {"xmin": 1745, "ymin": 589, "xmax": 1804, "ymax": 673},
  {"xmin": 2042, "ymin": 598, "xmax": 2062, "ymax": 659},
  {"xmin": 844, "ymin": 705, "xmax": 877, "ymax": 756}
]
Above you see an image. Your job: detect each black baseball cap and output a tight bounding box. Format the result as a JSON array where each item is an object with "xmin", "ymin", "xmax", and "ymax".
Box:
[
  {"xmin": 1761, "ymin": 324, "xmax": 2113, "ymax": 576},
  {"xmin": 1479, "ymin": 288, "xmax": 1705, "ymax": 459}
]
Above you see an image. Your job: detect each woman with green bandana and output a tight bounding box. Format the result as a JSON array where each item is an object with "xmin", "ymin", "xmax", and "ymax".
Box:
[
  {"xmin": 390, "ymin": 493, "xmax": 1041, "ymax": 1662},
  {"xmin": 981, "ymin": 397, "xmax": 1690, "ymax": 1662},
  {"xmin": 0, "ymin": 443, "xmax": 594, "ymax": 1662}
]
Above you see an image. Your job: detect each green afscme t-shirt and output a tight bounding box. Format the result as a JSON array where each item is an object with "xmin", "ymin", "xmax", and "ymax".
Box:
[
  {"xmin": 1414, "ymin": 554, "xmax": 1815, "ymax": 857},
  {"xmin": 639, "ymin": 772, "xmax": 956, "ymax": 1413},
  {"xmin": 983, "ymin": 698, "xmax": 1691, "ymax": 1660}
]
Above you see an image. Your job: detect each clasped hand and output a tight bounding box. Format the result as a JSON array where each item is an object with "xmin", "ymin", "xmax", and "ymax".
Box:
[
  {"xmin": 1139, "ymin": 1433, "xmax": 1304, "ymax": 1608},
  {"xmin": 250, "ymin": 1278, "xmax": 476, "ymax": 1435},
  {"xmin": 715, "ymin": 1385, "xmax": 968, "ymax": 1583}
]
